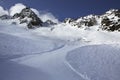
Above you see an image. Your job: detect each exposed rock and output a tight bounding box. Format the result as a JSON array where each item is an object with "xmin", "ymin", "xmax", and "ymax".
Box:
[
  {"xmin": 64, "ymin": 15, "xmax": 98, "ymax": 28},
  {"xmin": 0, "ymin": 15, "xmax": 11, "ymax": 20},
  {"xmin": 63, "ymin": 9, "xmax": 120, "ymax": 32},
  {"xmin": 78, "ymin": 15, "xmax": 97, "ymax": 27},
  {"xmin": 13, "ymin": 7, "xmax": 43, "ymax": 29},
  {"xmin": 64, "ymin": 18, "xmax": 76, "ymax": 24},
  {"xmin": 43, "ymin": 20, "xmax": 57, "ymax": 27},
  {"xmin": 12, "ymin": 13, "xmax": 20, "ymax": 19},
  {"xmin": 101, "ymin": 9, "xmax": 120, "ymax": 31}
]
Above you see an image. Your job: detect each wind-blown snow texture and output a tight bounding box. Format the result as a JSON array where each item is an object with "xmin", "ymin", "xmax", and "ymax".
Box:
[
  {"xmin": 66, "ymin": 45, "xmax": 120, "ymax": 80},
  {"xmin": 0, "ymin": 3, "xmax": 120, "ymax": 80}
]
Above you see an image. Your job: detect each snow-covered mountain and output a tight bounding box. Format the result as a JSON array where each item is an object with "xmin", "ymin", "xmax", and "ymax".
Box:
[
  {"xmin": 0, "ymin": 3, "xmax": 120, "ymax": 80},
  {"xmin": 0, "ymin": 4, "xmax": 57, "ymax": 29},
  {"xmin": 0, "ymin": 4, "xmax": 119, "ymax": 31},
  {"xmin": 64, "ymin": 9, "xmax": 120, "ymax": 31},
  {"xmin": 12, "ymin": 7, "xmax": 43, "ymax": 29}
]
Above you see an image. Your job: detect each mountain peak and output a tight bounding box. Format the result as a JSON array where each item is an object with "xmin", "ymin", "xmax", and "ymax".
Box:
[
  {"xmin": 63, "ymin": 9, "xmax": 120, "ymax": 31},
  {"xmin": 12, "ymin": 7, "xmax": 43, "ymax": 29},
  {"xmin": 0, "ymin": 6, "xmax": 119, "ymax": 31}
]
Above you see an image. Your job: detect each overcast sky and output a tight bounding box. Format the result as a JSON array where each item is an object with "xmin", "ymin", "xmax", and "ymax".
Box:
[{"xmin": 0, "ymin": 0, "xmax": 120, "ymax": 20}]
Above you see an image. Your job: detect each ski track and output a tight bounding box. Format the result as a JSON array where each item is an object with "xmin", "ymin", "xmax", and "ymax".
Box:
[
  {"xmin": 64, "ymin": 61, "xmax": 91, "ymax": 80},
  {"xmin": 11, "ymin": 42, "xmax": 88, "ymax": 80}
]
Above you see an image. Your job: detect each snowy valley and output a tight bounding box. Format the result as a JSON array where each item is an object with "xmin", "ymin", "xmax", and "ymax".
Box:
[{"xmin": 0, "ymin": 3, "xmax": 120, "ymax": 80}]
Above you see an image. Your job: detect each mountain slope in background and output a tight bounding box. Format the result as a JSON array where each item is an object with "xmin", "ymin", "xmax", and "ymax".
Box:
[
  {"xmin": 64, "ymin": 9, "xmax": 120, "ymax": 31},
  {"xmin": 0, "ymin": 3, "xmax": 120, "ymax": 31}
]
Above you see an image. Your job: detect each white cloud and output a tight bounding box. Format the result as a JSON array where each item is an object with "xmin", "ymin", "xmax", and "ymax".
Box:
[
  {"xmin": 0, "ymin": 6, "xmax": 8, "ymax": 16},
  {"xmin": 9, "ymin": 3, "xmax": 26, "ymax": 16},
  {"xmin": 31, "ymin": 9, "xmax": 59, "ymax": 23},
  {"xmin": 31, "ymin": 8, "xmax": 40, "ymax": 17},
  {"xmin": 39, "ymin": 12, "xmax": 59, "ymax": 23},
  {"xmin": 9, "ymin": 3, "xmax": 59, "ymax": 23}
]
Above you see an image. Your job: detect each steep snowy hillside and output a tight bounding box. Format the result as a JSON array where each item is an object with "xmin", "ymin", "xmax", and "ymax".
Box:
[{"xmin": 0, "ymin": 3, "xmax": 120, "ymax": 80}]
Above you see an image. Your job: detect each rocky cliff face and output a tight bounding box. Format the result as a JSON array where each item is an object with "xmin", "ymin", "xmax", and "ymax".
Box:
[
  {"xmin": 12, "ymin": 7, "xmax": 43, "ymax": 29},
  {"xmin": 100, "ymin": 9, "xmax": 120, "ymax": 31},
  {"xmin": 64, "ymin": 9, "xmax": 120, "ymax": 32},
  {"xmin": 64, "ymin": 15, "xmax": 98, "ymax": 28}
]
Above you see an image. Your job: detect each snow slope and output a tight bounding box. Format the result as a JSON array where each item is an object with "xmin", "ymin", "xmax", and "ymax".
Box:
[
  {"xmin": 0, "ymin": 23, "xmax": 65, "ymax": 80},
  {"xmin": 12, "ymin": 45, "xmax": 85, "ymax": 80},
  {"xmin": 0, "ymin": 60, "xmax": 52, "ymax": 80},
  {"xmin": 0, "ymin": 4, "xmax": 120, "ymax": 80},
  {"xmin": 0, "ymin": 23, "xmax": 64, "ymax": 58},
  {"xmin": 66, "ymin": 44, "xmax": 120, "ymax": 80},
  {"xmin": 0, "ymin": 19, "xmax": 120, "ymax": 80},
  {"xmin": 33, "ymin": 23, "xmax": 120, "ymax": 44}
]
